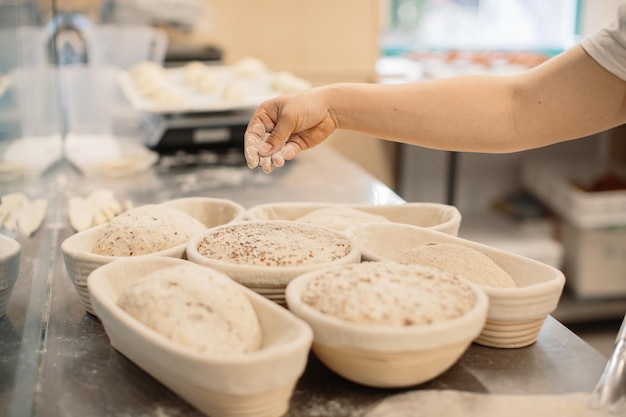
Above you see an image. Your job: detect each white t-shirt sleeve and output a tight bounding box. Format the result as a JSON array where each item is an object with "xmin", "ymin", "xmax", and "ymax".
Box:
[{"xmin": 581, "ymin": 3, "xmax": 626, "ymax": 81}]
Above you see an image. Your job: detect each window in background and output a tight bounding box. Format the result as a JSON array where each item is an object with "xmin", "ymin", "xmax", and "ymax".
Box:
[{"xmin": 382, "ymin": 0, "xmax": 581, "ymax": 56}]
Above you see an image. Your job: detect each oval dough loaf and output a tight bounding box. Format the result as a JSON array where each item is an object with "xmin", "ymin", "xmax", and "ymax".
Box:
[
  {"xmin": 393, "ymin": 242, "xmax": 517, "ymax": 288},
  {"xmin": 117, "ymin": 263, "xmax": 262, "ymax": 355},
  {"xmin": 93, "ymin": 204, "xmax": 206, "ymax": 256}
]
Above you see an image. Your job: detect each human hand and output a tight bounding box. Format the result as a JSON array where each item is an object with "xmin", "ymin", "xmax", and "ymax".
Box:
[{"xmin": 244, "ymin": 88, "xmax": 337, "ymax": 173}]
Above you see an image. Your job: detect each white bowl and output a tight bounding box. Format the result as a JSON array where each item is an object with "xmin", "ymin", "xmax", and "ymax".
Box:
[
  {"xmin": 245, "ymin": 202, "xmax": 462, "ymax": 235},
  {"xmin": 285, "ymin": 262, "xmax": 489, "ymax": 388},
  {"xmin": 0, "ymin": 234, "xmax": 21, "ymax": 316},
  {"xmin": 88, "ymin": 257, "xmax": 313, "ymax": 417},
  {"xmin": 186, "ymin": 220, "xmax": 361, "ymax": 306},
  {"xmin": 347, "ymin": 222, "xmax": 566, "ymax": 348},
  {"xmin": 62, "ymin": 197, "xmax": 246, "ymax": 315}
]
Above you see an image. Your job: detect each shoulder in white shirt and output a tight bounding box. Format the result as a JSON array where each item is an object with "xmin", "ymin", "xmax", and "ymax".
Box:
[{"xmin": 581, "ymin": 3, "xmax": 626, "ymax": 81}]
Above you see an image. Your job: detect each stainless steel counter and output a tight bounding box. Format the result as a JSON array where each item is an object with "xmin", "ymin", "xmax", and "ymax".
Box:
[{"xmin": 0, "ymin": 145, "xmax": 608, "ymax": 417}]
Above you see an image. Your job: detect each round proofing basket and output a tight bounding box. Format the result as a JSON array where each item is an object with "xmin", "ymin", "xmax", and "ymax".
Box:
[
  {"xmin": 0, "ymin": 235, "xmax": 21, "ymax": 317},
  {"xmin": 62, "ymin": 197, "xmax": 246, "ymax": 315},
  {"xmin": 285, "ymin": 263, "xmax": 489, "ymax": 388},
  {"xmin": 245, "ymin": 202, "xmax": 462, "ymax": 236},
  {"xmin": 347, "ymin": 222, "xmax": 566, "ymax": 348},
  {"xmin": 186, "ymin": 220, "xmax": 362, "ymax": 305},
  {"xmin": 88, "ymin": 257, "xmax": 313, "ymax": 417}
]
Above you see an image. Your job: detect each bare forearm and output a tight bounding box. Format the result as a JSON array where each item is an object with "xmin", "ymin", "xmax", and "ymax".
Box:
[
  {"xmin": 324, "ymin": 78, "xmax": 517, "ymax": 152},
  {"xmin": 325, "ymin": 46, "xmax": 626, "ymax": 153}
]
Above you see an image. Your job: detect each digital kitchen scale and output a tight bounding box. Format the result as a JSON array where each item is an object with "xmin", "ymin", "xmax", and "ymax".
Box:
[{"xmin": 141, "ymin": 109, "xmax": 252, "ymax": 155}]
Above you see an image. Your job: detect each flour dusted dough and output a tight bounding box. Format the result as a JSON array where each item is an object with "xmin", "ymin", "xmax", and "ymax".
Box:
[
  {"xmin": 68, "ymin": 189, "xmax": 133, "ymax": 232},
  {"xmin": 232, "ymin": 56, "xmax": 267, "ymax": 77},
  {"xmin": 393, "ymin": 242, "xmax": 517, "ymax": 288},
  {"xmin": 222, "ymin": 82, "xmax": 246, "ymax": 103},
  {"xmin": 0, "ymin": 192, "xmax": 48, "ymax": 237},
  {"xmin": 117, "ymin": 264, "xmax": 262, "ymax": 355},
  {"xmin": 301, "ymin": 262, "xmax": 476, "ymax": 327},
  {"xmin": 364, "ymin": 390, "xmax": 618, "ymax": 417},
  {"xmin": 271, "ymin": 71, "xmax": 312, "ymax": 93},
  {"xmin": 295, "ymin": 206, "xmax": 390, "ymax": 232},
  {"xmin": 93, "ymin": 204, "xmax": 206, "ymax": 256},
  {"xmin": 196, "ymin": 221, "xmax": 352, "ymax": 267}
]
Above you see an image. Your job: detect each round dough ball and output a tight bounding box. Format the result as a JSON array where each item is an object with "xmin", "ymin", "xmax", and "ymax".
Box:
[
  {"xmin": 117, "ymin": 263, "xmax": 262, "ymax": 355},
  {"xmin": 232, "ymin": 56, "xmax": 267, "ymax": 77},
  {"xmin": 196, "ymin": 71, "xmax": 220, "ymax": 93},
  {"xmin": 301, "ymin": 262, "xmax": 476, "ymax": 327},
  {"xmin": 93, "ymin": 204, "xmax": 206, "ymax": 256},
  {"xmin": 222, "ymin": 82, "xmax": 246, "ymax": 103},
  {"xmin": 272, "ymin": 71, "xmax": 312, "ymax": 93},
  {"xmin": 183, "ymin": 61, "xmax": 208, "ymax": 84}
]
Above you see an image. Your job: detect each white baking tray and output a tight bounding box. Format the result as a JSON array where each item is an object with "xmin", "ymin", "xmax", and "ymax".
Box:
[{"xmin": 117, "ymin": 65, "xmax": 281, "ymax": 114}]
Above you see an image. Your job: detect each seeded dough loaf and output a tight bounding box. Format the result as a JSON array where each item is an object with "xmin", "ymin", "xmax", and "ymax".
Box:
[
  {"xmin": 196, "ymin": 221, "xmax": 352, "ymax": 267},
  {"xmin": 295, "ymin": 206, "xmax": 390, "ymax": 232},
  {"xmin": 301, "ymin": 262, "xmax": 476, "ymax": 326},
  {"xmin": 93, "ymin": 204, "xmax": 206, "ymax": 257},
  {"xmin": 117, "ymin": 263, "xmax": 262, "ymax": 355},
  {"xmin": 393, "ymin": 242, "xmax": 517, "ymax": 288}
]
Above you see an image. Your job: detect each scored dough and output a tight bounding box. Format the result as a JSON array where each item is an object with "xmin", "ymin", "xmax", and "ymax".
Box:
[
  {"xmin": 117, "ymin": 263, "xmax": 262, "ymax": 355},
  {"xmin": 393, "ymin": 242, "xmax": 517, "ymax": 288},
  {"xmin": 364, "ymin": 390, "xmax": 617, "ymax": 417}
]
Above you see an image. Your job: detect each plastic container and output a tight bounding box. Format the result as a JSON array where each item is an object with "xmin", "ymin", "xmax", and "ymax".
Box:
[{"xmin": 522, "ymin": 159, "xmax": 626, "ymax": 229}]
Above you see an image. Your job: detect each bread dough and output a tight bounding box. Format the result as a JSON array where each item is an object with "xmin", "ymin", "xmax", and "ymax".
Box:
[
  {"xmin": 393, "ymin": 242, "xmax": 517, "ymax": 288},
  {"xmin": 301, "ymin": 262, "xmax": 476, "ymax": 326},
  {"xmin": 183, "ymin": 61, "xmax": 208, "ymax": 84},
  {"xmin": 222, "ymin": 82, "xmax": 246, "ymax": 103},
  {"xmin": 196, "ymin": 221, "xmax": 352, "ymax": 267},
  {"xmin": 16, "ymin": 198, "xmax": 47, "ymax": 237},
  {"xmin": 68, "ymin": 189, "xmax": 133, "ymax": 232},
  {"xmin": 117, "ymin": 263, "xmax": 262, "ymax": 355},
  {"xmin": 272, "ymin": 71, "xmax": 312, "ymax": 93},
  {"xmin": 0, "ymin": 192, "xmax": 48, "ymax": 237},
  {"xmin": 93, "ymin": 204, "xmax": 206, "ymax": 256},
  {"xmin": 364, "ymin": 390, "xmax": 618, "ymax": 417},
  {"xmin": 295, "ymin": 206, "xmax": 390, "ymax": 232},
  {"xmin": 232, "ymin": 56, "xmax": 267, "ymax": 77}
]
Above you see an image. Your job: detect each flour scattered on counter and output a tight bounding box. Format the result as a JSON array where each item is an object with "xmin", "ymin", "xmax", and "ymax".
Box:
[
  {"xmin": 137, "ymin": 405, "xmax": 187, "ymax": 417},
  {"xmin": 363, "ymin": 390, "xmax": 620, "ymax": 417},
  {"xmin": 0, "ymin": 192, "xmax": 48, "ymax": 237}
]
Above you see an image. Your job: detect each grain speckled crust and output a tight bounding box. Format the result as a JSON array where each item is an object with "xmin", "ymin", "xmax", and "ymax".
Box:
[
  {"xmin": 301, "ymin": 262, "xmax": 476, "ymax": 327},
  {"xmin": 295, "ymin": 206, "xmax": 390, "ymax": 232},
  {"xmin": 393, "ymin": 242, "xmax": 517, "ymax": 288},
  {"xmin": 196, "ymin": 222, "xmax": 352, "ymax": 266},
  {"xmin": 116, "ymin": 264, "xmax": 262, "ymax": 355},
  {"xmin": 93, "ymin": 204, "xmax": 206, "ymax": 256}
]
